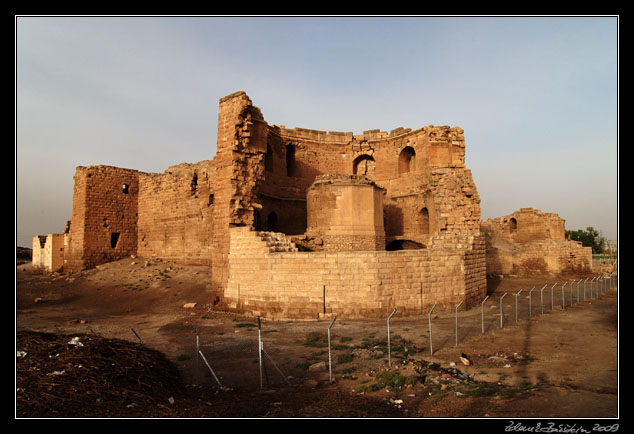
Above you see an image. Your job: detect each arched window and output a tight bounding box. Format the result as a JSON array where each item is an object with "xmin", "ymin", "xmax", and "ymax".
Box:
[
  {"xmin": 265, "ymin": 144, "xmax": 274, "ymax": 172},
  {"xmin": 398, "ymin": 146, "xmax": 416, "ymax": 174},
  {"xmin": 352, "ymin": 155, "xmax": 376, "ymax": 179},
  {"xmin": 267, "ymin": 212, "xmax": 278, "ymax": 232},
  {"xmin": 509, "ymin": 217, "xmax": 518, "ymax": 233},
  {"xmin": 420, "ymin": 207, "xmax": 430, "ymax": 234},
  {"xmin": 286, "ymin": 144, "xmax": 296, "ymax": 177}
]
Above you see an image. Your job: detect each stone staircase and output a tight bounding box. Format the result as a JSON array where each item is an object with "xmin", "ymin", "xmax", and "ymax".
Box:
[{"xmin": 256, "ymin": 231, "xmax": 299, "ymax": 253}]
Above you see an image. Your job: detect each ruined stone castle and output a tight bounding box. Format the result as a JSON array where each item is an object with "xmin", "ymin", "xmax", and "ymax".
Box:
[{"xmin": 31, "ymin": 91, "xmax": 592, "ymax": 319}]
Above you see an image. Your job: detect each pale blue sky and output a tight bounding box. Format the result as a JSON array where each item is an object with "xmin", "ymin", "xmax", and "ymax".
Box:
[{"xmin": 15, "ymin": 16, "xmax": 618, "ymax": 247}]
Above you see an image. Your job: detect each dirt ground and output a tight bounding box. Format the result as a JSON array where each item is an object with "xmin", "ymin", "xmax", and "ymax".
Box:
[{"xmin": 15, "ymin": 257, "xmax": 619, "ymax": 421}]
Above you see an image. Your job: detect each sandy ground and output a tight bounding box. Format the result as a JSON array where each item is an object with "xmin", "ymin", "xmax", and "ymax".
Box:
[{"xmin": 16, "ymin": 257, "xmax": 619, "ymax": 421}]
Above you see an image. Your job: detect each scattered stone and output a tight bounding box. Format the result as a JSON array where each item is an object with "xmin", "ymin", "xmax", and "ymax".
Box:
[{"xmin": 308, "ymin": 361, "xmax": 327, "ymax": 372}]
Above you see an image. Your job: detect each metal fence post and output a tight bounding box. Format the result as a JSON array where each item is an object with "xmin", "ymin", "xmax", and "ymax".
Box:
[
  {"xmin": 540, "ymin": 285, "xmax": 546, "ymax": 315},
  {"xmin": 131, "ymin": 328, "xmax": 143, "ymax": 344},
  {"xmin": 257, "ymin": 316, "xmax": 264, "ymax": 390},
  {"xmin": 569, "ymin": 280, "xmax": 575, "ymax": 306},
  {"xmin": 561, "ymin": 282, "xmax": 566, "ymax": 310},
  {"xmin": 256, "ymin": 317, "xmax": 290, "ymax": 388},
  {"xmin": 500, "ymin": 293, "xmax": 507, "ymax": 328},
  {"xmin": 198, "ymin": 350, "xmax": 223, "ymax": 390},
  {"xmin": 597, "ymin": 276, "xmax": 602, "ymax": 295},
  {"xmin": 576, "ymin": 280, "xmax": 581, "ymax": 303},
  {"xmin": 584, "ymin": 278, "xmax": 588, "ymax": 301},
  {"xmin": 551, "ymin": 283, "xmax": 557, "ymax": 311},
  {"xmin": 387, "ymin": 308, "xmax": 396, "ymax": 366},
  {"xmin": 481, "ymin": 296, "xmax": 489, "ymax": 335},
  {"xmin": 189, "ymin": 324, "xmax": 200, "ymax": 386},
  {"xmin": 455, "ymin": 300, "xmax": 463, "ymax": 346},
  {"xmin": 428, "ymin": 303, "xmax": 437, "ymax": 355},
  {"xmin": 515, "ymin": 290, "xmax": 522, "ymax": 323},
  {"xmin": 528, "ymin": 287, "xmax": 535, "ymax": 318},
  {"xmin": 328, "ymin": 316, "xmax": 337, "ymax": 382}
]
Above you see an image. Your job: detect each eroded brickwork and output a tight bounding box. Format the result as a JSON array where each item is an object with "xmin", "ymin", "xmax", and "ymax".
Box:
[
  {"xmin": 137, "ymin": 161, "xmax": 216, "ymax": 265},
  {"xmin": 48, "ymin": 90, "xmax": 494, "ymax": 319},
  {"xmin": 63, "ymin": 166, "xmax": 139, "ymax": 272},
  {"xmin": 482, "ymin": 208, "xmax": 592, "ymax": 276}
]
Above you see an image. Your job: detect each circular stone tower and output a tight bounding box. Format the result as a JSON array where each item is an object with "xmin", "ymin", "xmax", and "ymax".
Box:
[{"xmin": 306, "ymin": 174, "xmax": 386, "ymax": 251}]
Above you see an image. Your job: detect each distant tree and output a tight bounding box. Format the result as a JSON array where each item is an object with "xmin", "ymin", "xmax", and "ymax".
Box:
[{"xmin": 565, "ymin": 227, "xmax": 606, "ymax": 254}]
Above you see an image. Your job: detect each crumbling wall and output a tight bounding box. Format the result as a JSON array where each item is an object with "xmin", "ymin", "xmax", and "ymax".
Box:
[
  {"xmin": 64, "ymin": 166, "xmax": 139, "ymax": 272},
  {"xmin": 259, "ymin": 124, "xmax": 480, "ymax": 245},
  {"xmin": 54, "ymin": 91, "xmax": 488, "ymax": 319},
  {"xmin": 210, "ymin": 91, "xmax": 268, "ymax": 300},
  {"xmin": 482, "ymin": 208, "xmax": 591, "ymax": 277},
  {"xmin": 137, "ymin": 161, "xmax": 216, "ymax": 264},
  {"xmin": 32, "ymin": 234, "xmax": 65, "ymax": 272}
]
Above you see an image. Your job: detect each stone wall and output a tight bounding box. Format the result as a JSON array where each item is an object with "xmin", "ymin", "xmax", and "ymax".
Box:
[
  {"xmin": 64, "ymin": 166, "xmax": 139, "ymax": 272},
  {"xmin": 225, "ymin": 226, "xmax": 487, "ymax": 320},
  {"xmin": 481, "ymin": 208, "xmax": 565, "ymax": 244},
  {"xmin": 511, "ymin": 239, "xmax": 592, "ymax": 276},
  {"xmin": 482, "ymin": 208, "xmax": 592, "ymax": 277},
  {"xmin": 32, "ymin": 234, "xmax": 66, "ymax": 272},
  {"xmin": 137, "ymin": 161, "xmax": 216, "ymax": 265},
  {"xmin": 53, "ymin": 91, "xmax": 489, "ymax": 319},
  {"xmin": 258, "ymin": 122, "xmax": 481, "ymax": 245},
  {"xmin": 210, "ymin": 91, "xmax": 267, "ymax": 301}
]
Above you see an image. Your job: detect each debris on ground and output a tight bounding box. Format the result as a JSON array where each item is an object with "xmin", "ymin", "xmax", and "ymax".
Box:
[
  {"xmin": 16, "ymin": 330, "xmax": 194, "ymax": 417},
  {"xmin": 460, "ymin": 353, "xmax": 472, "ymax": 366},
  {"xmin": 412, "ymin": 360, "xmax": 475, "ymax": 386}
]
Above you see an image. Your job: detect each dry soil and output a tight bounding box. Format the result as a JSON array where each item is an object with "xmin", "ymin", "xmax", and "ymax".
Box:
[{"xmin": 15, "ymin": 257, "xmax": 619, "ymax": 422}]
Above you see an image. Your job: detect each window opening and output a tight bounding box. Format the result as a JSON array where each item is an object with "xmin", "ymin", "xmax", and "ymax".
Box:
[
  {"xmin": 509, "ymin": 218, "xmax": 518, "ymax": 233},
  {"xmin": 398, "ymin": 146, "xmax": 416, "ymax": 174},
  {"xmin": 265, "ymin": 144, "xmax": 274, "ymax": 172},
  {"xmin": 122, "ymin": 184, "xmax": 129, "ymax": 194},
  {"xmin": 254, "ymin": 210, "xmax": 261, "ymax": 231},
  {"xmin": 286, "ymin": 144, "xmax": 296, "ymax": 177},
  {"xmin": 110, "ymin": 232, "xmax": 120, "ymax": 248},
  {"xmin": 191, "ymin": 173, "xmax": 198, "ymax": 194},
  {"xmin": 353, "ymin": 155, "xmax": 376, "ymax": 179},
  {"xmin": 267, "ymin": 212, "xmax": 278, "ymax": 232},
  {"xmin": 420, "ymin": 207, "xmax": 430, "ymax": 234}
]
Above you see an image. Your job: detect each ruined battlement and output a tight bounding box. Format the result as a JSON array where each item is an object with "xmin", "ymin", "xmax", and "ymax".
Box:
[
  {"xmin": 37, "ymin": 90, "xmax": 489, "ymax": 319},
  {"xmin": 481, "ymin": 208, "xmax": 591, "ymax": 277}
]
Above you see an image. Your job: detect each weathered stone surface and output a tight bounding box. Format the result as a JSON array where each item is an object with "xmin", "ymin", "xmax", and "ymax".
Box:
[
  {"xmin": 35, "ymin": 91, "xmax": 495, "ymax": 319},
  {"xmin": 481, "ymin": 208, "xmax": 592, "ymax": 277}
]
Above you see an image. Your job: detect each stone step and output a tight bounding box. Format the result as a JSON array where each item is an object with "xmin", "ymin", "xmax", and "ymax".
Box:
[{"xmin": 256, "ymin": 231, "xmax": 298, "ymax": 252}]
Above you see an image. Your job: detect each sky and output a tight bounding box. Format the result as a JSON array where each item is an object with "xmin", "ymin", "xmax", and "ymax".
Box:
[{"xmin": 15, "ymin": 15, "xmax": 619, "ymax": 248}]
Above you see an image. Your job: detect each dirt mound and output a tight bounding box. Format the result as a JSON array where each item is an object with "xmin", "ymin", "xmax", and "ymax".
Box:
[
  {"xmin": 16, "ymin": 330, "xmax": 200, "ymax": 417},
  {"xmin": 15, "ymin": 329, "xmax": 407, "ymax": 418}
]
